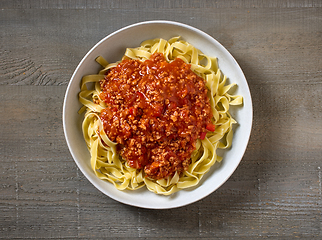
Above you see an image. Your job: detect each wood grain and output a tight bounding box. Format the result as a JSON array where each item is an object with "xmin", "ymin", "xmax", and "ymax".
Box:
[
  {"xmin": 0, "ymin": 0, "xmax": 321, "ymax": 239},
  {"xmin": 1, "ymin": 0, "xmax": 322, "ymax": 9}
]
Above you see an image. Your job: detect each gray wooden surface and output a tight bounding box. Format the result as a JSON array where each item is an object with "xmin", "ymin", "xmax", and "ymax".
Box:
[{"xmin": 1, "ymin": 0, "xmax": 321, "ymax": 239}]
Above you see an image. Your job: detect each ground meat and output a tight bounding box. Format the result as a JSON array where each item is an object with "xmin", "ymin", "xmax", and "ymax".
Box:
[{"xmin": 99, "ymin": 53, "xmax": 214, "ymax": 179}]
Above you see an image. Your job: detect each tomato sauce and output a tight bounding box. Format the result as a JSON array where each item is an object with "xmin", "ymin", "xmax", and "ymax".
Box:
[{"xmin": 99, "ymin": 53, "xmax": 214, "ymax": 179}]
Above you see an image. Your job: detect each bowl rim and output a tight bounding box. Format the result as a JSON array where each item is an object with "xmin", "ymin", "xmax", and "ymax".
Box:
[{"xmin": 63, "ymin": 20, "xmax": 253, "ymax": 209}]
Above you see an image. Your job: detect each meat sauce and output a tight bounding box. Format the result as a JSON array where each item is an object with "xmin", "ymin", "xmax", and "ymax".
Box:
[{"xmin": 99, "ymin": 53, "xmax": 215, "ymax": 180}]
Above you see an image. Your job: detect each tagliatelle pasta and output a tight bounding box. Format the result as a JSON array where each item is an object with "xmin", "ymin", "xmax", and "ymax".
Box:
[{"xmin": 78, "ymin": 37, "xmax": 243, "ymax": 195}]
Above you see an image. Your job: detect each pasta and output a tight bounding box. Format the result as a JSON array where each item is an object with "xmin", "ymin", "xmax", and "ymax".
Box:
[{"xmin": 78, "ymin": 37, "xmax": 243, "ymax": 195}]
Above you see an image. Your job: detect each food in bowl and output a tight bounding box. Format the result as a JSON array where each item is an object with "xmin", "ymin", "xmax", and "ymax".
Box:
[{"xmin": 78, "ymin": 37, "xmax": 243, "ymax": 195}]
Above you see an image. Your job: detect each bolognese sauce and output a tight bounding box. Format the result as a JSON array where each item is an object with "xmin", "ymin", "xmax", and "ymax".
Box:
[{"xmin": 99, "ymin": 53, "xmax": 215, "ymax": 180}]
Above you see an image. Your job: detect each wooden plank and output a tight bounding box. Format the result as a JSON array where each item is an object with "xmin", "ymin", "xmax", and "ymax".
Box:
[
  {"xmin": 1, "ymin": 8, "xmax": 321, "ymax": 87},
  {"xmin": 1, "ymin": 0, "xmax": 322, "ymax": 9},
  {"xmin": 0, "ymin": 86, "xmax": 69, "ymax": 161},
  {"xmin": 0, "ymin": 86, "xmax": 78, "ymax": 238}
]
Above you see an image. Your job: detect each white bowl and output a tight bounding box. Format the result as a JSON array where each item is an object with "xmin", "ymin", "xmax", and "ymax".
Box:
[{"xmin": 63, "ymin": 20, "xmax": 253, "ymax": 209}]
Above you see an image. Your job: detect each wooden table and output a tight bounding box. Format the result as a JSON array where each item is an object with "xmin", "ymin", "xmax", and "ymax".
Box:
[{"xmin": 1, "ymin": 1, "xmax": 321, "ymax": 238}]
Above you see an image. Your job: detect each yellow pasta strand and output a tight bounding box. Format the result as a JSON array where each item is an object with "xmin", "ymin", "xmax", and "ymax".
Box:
[{"xmin": 78, "ymin": 37, "xmax": 243, "ymax": 195}]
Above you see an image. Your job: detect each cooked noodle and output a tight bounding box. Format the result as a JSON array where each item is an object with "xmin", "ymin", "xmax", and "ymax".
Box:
[{"xmin": 78, "ymin": 37, "xmax": 243, "ymax": 195}]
